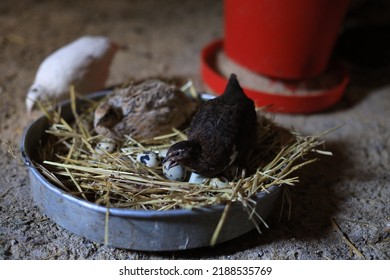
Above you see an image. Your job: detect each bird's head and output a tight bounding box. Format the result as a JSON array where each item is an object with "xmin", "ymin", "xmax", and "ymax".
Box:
[
  {"xmin": 94, "ymin": 103, "xmax": 123, "ymax": 128},
  {"xmin": 26, "ymin": 84, "xmax": 47, "ymax": 113},
  {"xmin": 163, "ymin": 140, "xmax": 200, "ymax": 169}
]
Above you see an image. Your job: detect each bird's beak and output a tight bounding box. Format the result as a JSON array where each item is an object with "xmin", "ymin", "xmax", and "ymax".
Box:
[
  {"xmin": 25, "ymin": 95, "xmax": 36, "ymax": 114},
  {"xmin": 162, "ymin": 156, "xmax": 168, "ymax": 164},
  {"xmin": 163, "ymin": 157, "xmax": 178, "ymax": 170}
]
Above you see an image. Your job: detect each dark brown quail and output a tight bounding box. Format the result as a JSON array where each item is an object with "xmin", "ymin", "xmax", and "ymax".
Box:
[{"xmin": 163, "ymin": 74, "xmax": 258, "ymax": 178}]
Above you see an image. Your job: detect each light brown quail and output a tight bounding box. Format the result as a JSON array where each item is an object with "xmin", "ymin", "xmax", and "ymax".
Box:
[{"xmin": 94, "ymin": 79, "xmax": 199, "ymax": 140}]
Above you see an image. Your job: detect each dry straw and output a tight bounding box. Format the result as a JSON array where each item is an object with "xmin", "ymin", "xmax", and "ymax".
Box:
[{"xmin": 35, "ymin": 86, "xmax": 331, "ymax": 245}]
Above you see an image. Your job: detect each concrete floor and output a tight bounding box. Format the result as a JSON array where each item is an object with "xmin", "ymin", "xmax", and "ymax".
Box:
[{"xmin": 0, "ymin": 0, "xmax": 389, "ymax": 259}]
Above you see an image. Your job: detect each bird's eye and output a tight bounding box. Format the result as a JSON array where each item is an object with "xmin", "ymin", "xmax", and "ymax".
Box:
[
  {"xmin": 31, "ymin": 88, "xmax": 38, "ymax": 92},
  {"xmin": 174, "ymin": 151, "xmax": 181, "ymax": 157}
]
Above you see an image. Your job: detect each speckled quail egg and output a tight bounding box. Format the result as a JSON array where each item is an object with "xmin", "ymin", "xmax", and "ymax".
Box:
[
  {"xmin": 188, "ymin": 172, "xmax": 207, "ymax": 184},
  {"xmin": 162, "ymin": 160, "xmax": 187, "ymax": 181},
  {"xmin": 136, "ymin": 151, "xmax": 160, "ymax": 168},
  {"xmin": 209, "ymin": 177, "xmax": 230, "ymax": 188},
  {"xmin": 95, "ymin": 138, "xmax": 117, "ymax": 154}
]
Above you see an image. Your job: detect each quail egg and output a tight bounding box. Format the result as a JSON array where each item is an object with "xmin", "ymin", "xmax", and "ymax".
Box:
[
  {"xmin": 188, "ymin": 172, "xmax": 207, "ymax": 184},
  {"xmin": 136, "ymin": 151, "xmax": 160, "ymax": 168},
  {"xmin": 162, "ymin": 160, "xmax": 187, "ymax": 181},
  {"xmin": 209, "ymin": 177, "xmax": 229, "ymax": 188},
  {"xmin": 95, "ymin": 138, "xmax": 116, "ymax": 154}
]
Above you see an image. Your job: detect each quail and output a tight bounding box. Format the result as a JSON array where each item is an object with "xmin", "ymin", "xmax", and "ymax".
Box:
[
  {"xmin": 94, "ymin": 79, "xmax": 199, "ymax": 140},
  {"xmin": 164, "ymin": 73, "xmax": 258, "ymax": 178},
  {"xmin": 26, "ymin": 36, "xmax": 119, "ymax": 113}
]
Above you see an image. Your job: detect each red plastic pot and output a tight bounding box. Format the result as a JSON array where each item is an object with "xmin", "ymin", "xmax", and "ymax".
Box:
[{"xmin": 224, "ymin": 0, "xmax": 350, "ymax": 79}]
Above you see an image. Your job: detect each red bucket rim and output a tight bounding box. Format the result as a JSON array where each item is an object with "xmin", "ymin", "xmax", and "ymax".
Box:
[{"xmin": 200, "ymin": 39, "xmax": 350, "ymax": 114}]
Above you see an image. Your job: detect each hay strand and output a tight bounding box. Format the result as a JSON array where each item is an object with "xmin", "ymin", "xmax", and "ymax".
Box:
[{"xmin": 330, "ymin": 218, "xmax": 365, "ymax": 259}]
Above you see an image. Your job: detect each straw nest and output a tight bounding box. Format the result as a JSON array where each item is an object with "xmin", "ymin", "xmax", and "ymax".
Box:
[
  {"xmin": 31, "ymin": 82, "xmax": 334, "ymax": 245},
  {"xmin": 35, "ymin": 84, "xmax": 330, "ymax": 214}
]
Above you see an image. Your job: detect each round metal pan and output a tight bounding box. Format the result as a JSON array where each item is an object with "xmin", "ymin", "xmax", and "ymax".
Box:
[{"xmin": 20, "ymin": 91, "xmax": 282, "ymax": 251}]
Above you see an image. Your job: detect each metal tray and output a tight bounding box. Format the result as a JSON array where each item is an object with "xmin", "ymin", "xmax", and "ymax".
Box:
[{"xmin": 20, "ymin": 91, "xmax": 282, "ymax": 251}]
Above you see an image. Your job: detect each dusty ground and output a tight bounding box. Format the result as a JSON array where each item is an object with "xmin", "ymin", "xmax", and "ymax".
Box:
[{"xmin": 0, "ymin": 0, "xmax": 389, "ymax": 259}]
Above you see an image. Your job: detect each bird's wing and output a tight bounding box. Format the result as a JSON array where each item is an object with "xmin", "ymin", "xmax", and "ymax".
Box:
[{"xmin": 188, "ymin": 101, "xmax": 241, "ymax": 173}]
